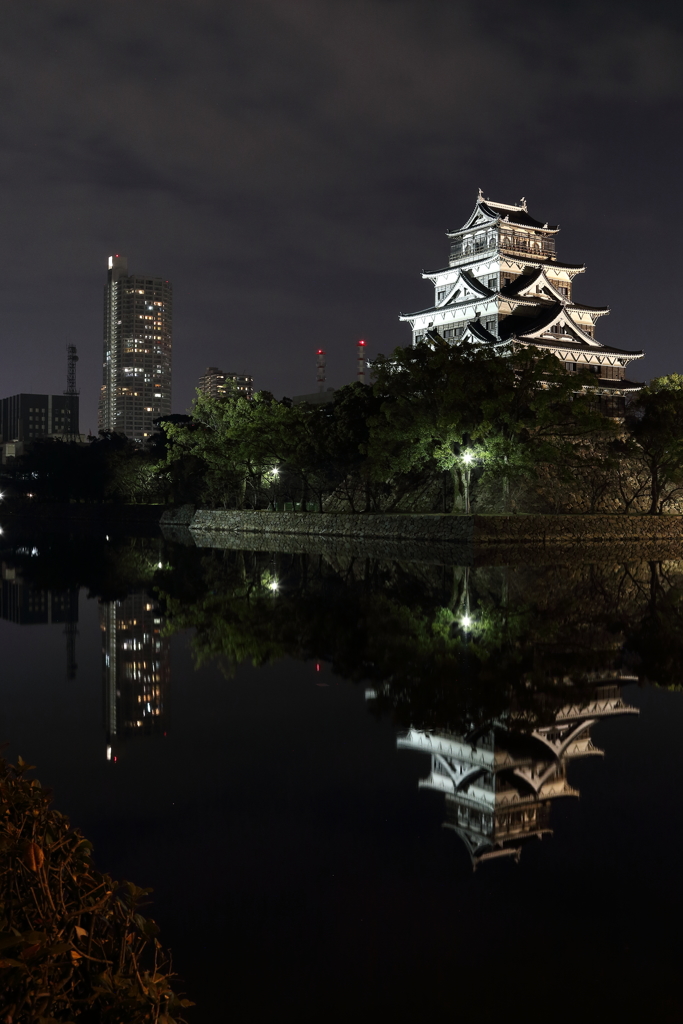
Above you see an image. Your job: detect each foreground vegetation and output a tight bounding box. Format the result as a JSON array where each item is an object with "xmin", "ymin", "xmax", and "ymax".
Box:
[
  {"xmin": 6, "ymin": 342, "xmax": 683, "ymax": 514},
  {"xmin": 0, "ymin": 756, "xmax": 191, "ymax": 1023}
]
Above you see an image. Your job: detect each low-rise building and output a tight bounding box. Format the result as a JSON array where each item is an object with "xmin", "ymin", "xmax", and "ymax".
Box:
[
  {"xmin": 198, "ymin": 366, "xmax": 254, "ymax": 400},
  {"xmin": 0, "ymin": 393, "xmax": 80, "ymax": 444}
]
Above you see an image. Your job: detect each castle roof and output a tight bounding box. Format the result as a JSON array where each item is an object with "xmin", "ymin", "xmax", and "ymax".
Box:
[
  {"xmin": 450, "ymin": 193, "xmax": 560, "ymax": 235},
  {"xmin": 479, "ymin": 200, "xmax": 559, "ymax": 232},
  {"xmin": 422, "ymin": 255, "xmax": 586, "ymax": 279}
]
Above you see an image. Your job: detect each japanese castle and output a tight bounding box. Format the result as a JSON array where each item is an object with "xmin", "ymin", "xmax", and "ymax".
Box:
[{"xmin": 400, "ymin": 191, "xmax": 644, "ymax": 414}]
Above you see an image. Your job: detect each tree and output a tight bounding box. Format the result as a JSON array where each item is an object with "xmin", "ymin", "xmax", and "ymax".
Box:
[
  {"xmin": 368, "ymin": 340, "xmax": 606, "ymax": 513},
  {"xmin": 627, "ymin": 375, "xmax": 683, "ymax": 514}
]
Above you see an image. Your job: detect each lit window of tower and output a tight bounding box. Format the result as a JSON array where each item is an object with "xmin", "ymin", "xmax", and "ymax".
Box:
[{"xmin": 98, "ymin": 255, "xmax": 172, "ymax": 441}]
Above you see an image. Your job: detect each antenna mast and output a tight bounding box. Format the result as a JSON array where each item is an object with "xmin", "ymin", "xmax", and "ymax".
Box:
[
  {"xmin": 64, "ymin": 344, "xmax": 80, "ymax": 441},
  {"xmin": 316, "ymin": 349, "xmax": 326, "ymax": 393},
  {"xmin": 357, "ymin": 339, "xmax": 367, "ymax": 385}
]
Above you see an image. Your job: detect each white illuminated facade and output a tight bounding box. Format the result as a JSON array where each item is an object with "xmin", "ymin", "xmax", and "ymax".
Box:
[
  {"xmin": 99, "ymin": 255, "xmax": 172, "ymax": 441},
  {"xmin": 400, "ymin": 192, "xmax": 644, "ymax": 415}
]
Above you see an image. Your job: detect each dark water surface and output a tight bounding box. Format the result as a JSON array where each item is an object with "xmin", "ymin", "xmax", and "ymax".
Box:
[{"xmin": 1, "ymin": 527, "xmax": 683, "ymax": 1022}]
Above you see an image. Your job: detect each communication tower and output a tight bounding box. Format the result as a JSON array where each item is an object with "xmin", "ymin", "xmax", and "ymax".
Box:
[{"xmin": 64, "ymin": 344, "xmax": 80, "ymax": 442}]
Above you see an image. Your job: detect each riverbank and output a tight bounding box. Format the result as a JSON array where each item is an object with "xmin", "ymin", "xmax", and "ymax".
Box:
[{"xmin": 163, "ymin": 507, "xmax": 683, "ymax": 545}]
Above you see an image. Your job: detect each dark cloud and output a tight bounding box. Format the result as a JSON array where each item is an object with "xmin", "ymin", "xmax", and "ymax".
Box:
[{"xmin": 0, "ymin": 0, "xmax": 681, "ymax": 424}]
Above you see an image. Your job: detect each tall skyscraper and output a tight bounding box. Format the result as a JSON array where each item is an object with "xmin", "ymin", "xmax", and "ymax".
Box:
[{"xmin": 99, "ymin": 255, "xmax": 172, "ymax": 441}]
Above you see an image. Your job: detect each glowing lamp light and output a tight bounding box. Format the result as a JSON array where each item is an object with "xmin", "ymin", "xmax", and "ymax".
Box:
[
  {"xmin": 158, "ymin": 561, "xmax": 163, "ymax": 569},
  {"xmin": 272, "ymin": 467, "xmax": 280, "ymax": 476},
  {"xmin": 358, "ymin": 339, "xmax": 366, "ymax": 346},
  {"xmin": 462, "ymin": 451, "xmax": 474, "ymax": 464},
  {"xmin": 269, "ymin": 580, "xmax": 279, "ymax": 592},
  {"xmin": 461, "ymin": 614, "xmax": 473, "ymax": 629}
]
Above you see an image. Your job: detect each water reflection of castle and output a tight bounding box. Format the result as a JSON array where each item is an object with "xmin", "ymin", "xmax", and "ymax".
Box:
[
  {"xmin": 398, "ymin": 681, "xmax": 639, "ymax": 868},
  {"xmin": 101, "ymin": 594, "xmax": 170, "ymax": 757}
]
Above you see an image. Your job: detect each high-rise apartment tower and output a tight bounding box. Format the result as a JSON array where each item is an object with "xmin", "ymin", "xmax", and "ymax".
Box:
[{"xmin": 99, "ymin": 255, "xmax": 172, "ymax": 441}]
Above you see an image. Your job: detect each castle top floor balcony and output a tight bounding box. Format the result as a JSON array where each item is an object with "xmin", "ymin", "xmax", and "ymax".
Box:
[
  {"xmin": 450, "ymin": 234, "xmax": 556, "ymax": 261},
  {"xmin": 500, "ymin": 234, "xmax": 556, "ymax": 258}
]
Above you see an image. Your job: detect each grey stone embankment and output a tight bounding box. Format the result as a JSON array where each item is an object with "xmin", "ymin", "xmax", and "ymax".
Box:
[{"xmin": 176, "ymin": 509, "xmax": 683, "ymax": 545}]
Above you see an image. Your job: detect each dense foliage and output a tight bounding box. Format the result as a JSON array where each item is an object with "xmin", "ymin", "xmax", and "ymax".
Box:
[
  {"xmin": 153, "ymin": 543, "xmax": 683, "ymax": 733},
  {"xmin": 6, "ymin": 343, "xmax": 683, "ymax": 513},
  {"xmin": 0, "ymin": 756, "xmax": 191, "ymax": 1023}
]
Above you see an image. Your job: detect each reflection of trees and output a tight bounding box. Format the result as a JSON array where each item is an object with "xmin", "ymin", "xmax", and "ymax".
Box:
[{"xmin": 156, "ymin": 550, "xmax": 683, "ymax": 733}]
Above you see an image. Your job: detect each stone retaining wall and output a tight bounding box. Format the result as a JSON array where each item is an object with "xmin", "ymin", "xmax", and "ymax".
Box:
[{"xmin": 176, "ymin": 509, "xmax": 683, "ymax": 545}]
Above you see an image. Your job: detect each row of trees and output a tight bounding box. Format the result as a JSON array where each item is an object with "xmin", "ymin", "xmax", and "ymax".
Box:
[{"xmin": 7, "ymin": 342, "xmax": 683, "ymax": 513}]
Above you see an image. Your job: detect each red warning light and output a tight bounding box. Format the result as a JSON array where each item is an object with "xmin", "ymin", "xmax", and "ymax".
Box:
[
  {"xmin": 316, "ymin": 662, "xmax": 321, "ymax": 672},
  {"xmin": 358, "ymin": 339, "xmax": 367, "ymax": 346},
  {"xmin": 317, "ymin": 349, "xmax": 325, "ymax": 355}
]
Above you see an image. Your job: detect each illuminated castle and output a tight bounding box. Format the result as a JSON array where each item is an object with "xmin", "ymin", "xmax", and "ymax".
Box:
[{"xmin": 400, "ymin": 191, "xmax": 644, "ymax": 415}]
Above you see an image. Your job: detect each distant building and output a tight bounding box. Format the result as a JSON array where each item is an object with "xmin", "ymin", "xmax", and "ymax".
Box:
[
  {"xmin": 198, "ymin": 366, "xmax": 254, "ymax": 400},
  {"xmin": 0, "ymin": 393, "xmax": 79, "ymax": 443},
  {"xmin": 291, "ymin": 389, "xmax": 335, "ymax": 406},
  {"xmin": 99, "ymin": 255, "xmax": 172, "ymax": 442}
]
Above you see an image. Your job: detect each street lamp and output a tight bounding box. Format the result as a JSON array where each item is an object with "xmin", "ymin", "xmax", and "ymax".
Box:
[{"xmin": 461, "ymin": 450, "xmax": 474, "ymax": 513}]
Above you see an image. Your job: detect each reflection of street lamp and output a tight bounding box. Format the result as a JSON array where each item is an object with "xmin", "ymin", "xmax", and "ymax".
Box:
[{"xmin": 461, "ymin": 450, "xmax": 474, "ymax": 514}]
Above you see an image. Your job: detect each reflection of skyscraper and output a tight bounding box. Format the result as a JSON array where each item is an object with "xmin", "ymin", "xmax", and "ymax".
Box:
[
  {"xmin": 398, "ymin": 681, "xmax": 638, "ymax": 868},
  {"xmin": 101, "ymin": 594, "xmax": 170, "ymax": 757}
]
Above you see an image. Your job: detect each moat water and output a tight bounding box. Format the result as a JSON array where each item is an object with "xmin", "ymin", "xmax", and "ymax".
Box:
[{"xmin": 1, "ymin": 524, "xmax": 683, "ymax": 1021}]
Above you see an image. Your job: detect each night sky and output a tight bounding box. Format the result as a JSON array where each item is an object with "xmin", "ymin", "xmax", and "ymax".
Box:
[{"xmin": 0, "ymin": 0, "xmax": 681, "ymax": 431}]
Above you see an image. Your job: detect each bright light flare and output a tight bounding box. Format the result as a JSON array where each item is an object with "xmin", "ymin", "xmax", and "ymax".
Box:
[
  {"xmin": 462, "ymin": 451, "xmax": 474, "ymax": 465},
  {"xmin": 269, "ymin": 580, "xmax": 279, "ymax": 592},
  {"xmin": 461, "ymin": 614, "xmax": 473, "ymax": 629}
]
